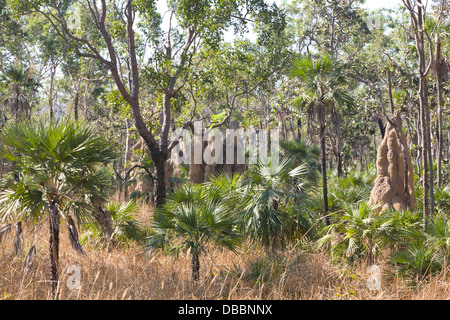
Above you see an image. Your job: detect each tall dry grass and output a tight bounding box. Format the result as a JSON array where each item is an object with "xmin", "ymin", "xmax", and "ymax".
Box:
[{"xmin": 1, "ymin": 202, "xmax": 450, "ymax": 300}]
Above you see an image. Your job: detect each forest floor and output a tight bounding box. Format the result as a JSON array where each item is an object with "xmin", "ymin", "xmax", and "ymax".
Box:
[{"xmin": 1, "ymin": 203, "xmax": 450, "ymax": 300}]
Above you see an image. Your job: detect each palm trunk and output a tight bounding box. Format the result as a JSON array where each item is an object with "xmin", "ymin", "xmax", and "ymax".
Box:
[
  {"xmin": 320, "ymin": 121, "xmax": 330, "ymax": 226},
  {"xmin": 49, "ymin": 201, "xmax": 60, "ymax": 300},
  {"xmin": 93, "ymin": 204, "xmax": 115, "ymax": 247},
  {"xmin": 192, "ymin": 253, "xmax": 200, "ymax": 281},
  {"xmin": 67, "ymin": 215, "xmax": 86, "ymax": 256},
  {"xmin": 13, "ymin": 221, "xmax": 23, "ymax": 256}
]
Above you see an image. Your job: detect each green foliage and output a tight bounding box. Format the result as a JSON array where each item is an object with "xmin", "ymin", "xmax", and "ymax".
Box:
[
  {"xmin": 388, "ymin": 214, "xmax": 450, "ymax": 279},
  {"xmin": 317, "ymin": 202, "xmax": 396, "ymax": 265},
  {"xmin": 0, "ymin": 118, "xmax": 117, "ymax": 223},
  {"xmin": 389, "ymin": 244, "xmax": 444, "ymax": 280},
  {"xmin": 238, "ymin": 157, "xmax": 317, "ymax": 249},
  {"xmin": 80, "ymin": 200, "xmax": 144, "ymax": 247},
  {"xmin": 146, "ymin": 183, "xmax": 241, "ymax": 268},
  {"xmin": 279, "ymin": 139, "xmax": 320, "ymax": 183},
  {"xmin": 327, "ymin": 169, "xmax": 375, "ymax": 211},
  {"xmin": 289, "ymin": 54, "xmax": 355, "ymax": 111},
  {"xmin": 434, "ymin": 184, "xmax": 450, "ymax": 215}
]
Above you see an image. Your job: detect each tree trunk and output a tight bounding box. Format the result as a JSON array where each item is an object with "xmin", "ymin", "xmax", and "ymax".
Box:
[
  {"xmin": 192, "ymin": 253, "xmax": 200, "ymax": 281},
  {"xmin": 153, "ymin": 157, "xmax": 167, "ymax": 207},
  {"xmin": 73, "ymin": 90, "xmax": 79, "ymax": 121},
  {"xmin": 386, "ymin": 69, "xmax": 395, "ymax": 115},
  {"xmin": 49, "ymin": 67, "xmax": 56, "ymax": 122},
  {"xmin": 93, "ymin": 204, "xmax": 115, "ymax": 247},
  {"xmin": 67, "ymin": 215, "xmax": 86, "ymax": 256},
  {"xmin": 49, "ymin": 201, "xmax": 60, "ymax": 300},
  {"xmin": 13, "ymin": 221, "xmax": 22, "ymax": 256},
  {"xmin": 123, "ymin": 119, "xmax": 132, "ymax": 201},
  {"xmin": 435, "ymin": 35, "xmax": 443, "ymax": 187},
  {"xmin": 417, "ymin": 2, "xmax": 434, "ymax": 225},
  {"xmin": 337, "ymin": 149, "xmax": 343, "ymax": 176},
  {"xmin": 319, "ymin": 119, "xmax": 330, "ymax": 226}
]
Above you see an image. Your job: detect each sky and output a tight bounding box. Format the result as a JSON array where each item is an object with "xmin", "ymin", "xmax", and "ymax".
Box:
[{"xmin": 156, "ymin": 0, "xmax": 405, "ymax": 43}]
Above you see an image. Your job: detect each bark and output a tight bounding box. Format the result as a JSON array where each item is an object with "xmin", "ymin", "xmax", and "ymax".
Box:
[
  {"xmin": 417, "ymin": 1, "xmax": 434, "ymax": 223},
  {"xmin": 386, "ymin": 69, "xmax": 395, "ymax": 115},
  {"xmin": 192, "ymin": 253, "xmax": 200, "ymax": 282},
  {"xmin": 404, "ymin": 0, "xmax": 434, "ymax": 227},
  {"xmin": 49, "ymin": 66, "xmax": 57, "ymax": 122},
  {"xmin": 49, "ymin": 201, "xmax": 60, "ymax": 300},
  {"xmin": 435, "ymin": 35, "xmax": 443, "ymax": 187},
  {"xmin": 93, "ymin": 204, "xmax": 115, "ymax": 247},
  {"xmin": 318, "ymin": 104, "xmax": 330, "ymax": 225},
  {"xmin": 67, "ymin": 215, "xmax": 86, "ymax": 256},
  {"xmin": 73, "ymin": 90, "xmax": 79, "ymax": 121},
  {"xmin": 153, "ymin": 156, "xmax": 167, "ymax": 207},
  {"xmin": 13, "ymin": 221, "xmax": 22, "ymax": 256},
  {"xmin": 123, "ymin": 119, "xmax": 132, "ymax": 200}
]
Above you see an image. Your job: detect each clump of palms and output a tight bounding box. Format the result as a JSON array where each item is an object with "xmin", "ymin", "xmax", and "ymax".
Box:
[
  {"xmin": 238, "ymin": 157, "xmax": 316, "ymax": 251},
  {"xmin": 146, "ymin": 183, "xmax": 241, "ymax": 281},
  {"xmin": 0, "ymin": 118, "xmax": 116, "ymax": 299},
  {"xmin": 317, "ymin": 202, "xmax": 396, "ymax": 265},
  {"xmin": 327, "ymin": 169, "xmax": 375, "ymax": 211},
  {"xmin": 0, "ymin": 65, "xmax": 40, "ymax": 120},
  {"xmin": 80, "ymin": 200, "xmax": 143, "ymax": 247},
  {"xmin": 434, "ymin": 184, "xmax": 450, "ymax": 215},
  {"xmin": 389, "ymin": 213, "xmax": 450, "ymax": 280},
  {"xmin": 389, "ymin": 244, "xmax": 443, "ymax": 281},
  {"xmin": 279, "ymin": 139, "xmax": 320, "ymax": 183}
]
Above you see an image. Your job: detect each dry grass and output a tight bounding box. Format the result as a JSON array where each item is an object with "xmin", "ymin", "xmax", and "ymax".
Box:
[{"xmin": 1, "ymin": 203, "xmax": 450, "ymax": 300}]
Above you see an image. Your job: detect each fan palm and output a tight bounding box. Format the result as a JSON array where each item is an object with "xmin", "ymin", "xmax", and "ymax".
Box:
[
  {"xmin": 0, "ymin": 118, "xmax": 116, "ymax": 299},
  {"xmin": 146, "ymin": 183, "xmax": 241, "ymax": 281},
  {"xmin": 279, "ymin": 139, "xmax": 320, "ymax": 183},
  {"xmin": 238, "ymin": 157, "xmax": 315, "ymax": 251},
  {"xmin": 289, "ymin": 55, "xmax": 355, "ymax": 225},
  {"xmin": 80, "ymin": 200, "xmax": 143, "ymax": 247},
  {"xmin": 317, "ymin": 202, "xmax": 395, "ymax": 264},
  {"xmin": 0, "ymin": 65, "xmax": 40, "ymax": 120},
  {"xmin": 387, "ymin": 213, "xmax": 450, "ymax": 280}
]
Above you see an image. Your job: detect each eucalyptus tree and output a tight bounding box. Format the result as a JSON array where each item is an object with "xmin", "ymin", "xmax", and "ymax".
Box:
[
  {"xmin": 0, "ymin": 119, "xmax": 117, "ymax": 299},
  {"xmin": 186, "ymin": 33, "xmax": 291, "ymax": 130},
  {"xmin": 283, "ymin": 0, "xmax": 369, "ymax": 55},
  {"xmin": 401, "ymin": 0, "xmax": 447, "ymax": 227},
  {"xmin": 0, "ymin": 3, "xmax": 42, "ymax": 122}
]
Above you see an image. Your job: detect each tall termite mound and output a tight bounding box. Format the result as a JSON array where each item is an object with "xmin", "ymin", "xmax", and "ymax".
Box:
[{"xmin": 369, "ymin": 113, "xmax": 416, "ymax": 212}]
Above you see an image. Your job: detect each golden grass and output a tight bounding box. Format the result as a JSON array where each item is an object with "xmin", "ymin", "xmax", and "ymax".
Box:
[{"xmin": 1, "ymin": 203, "xmax": 450, "ymax": 300}]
